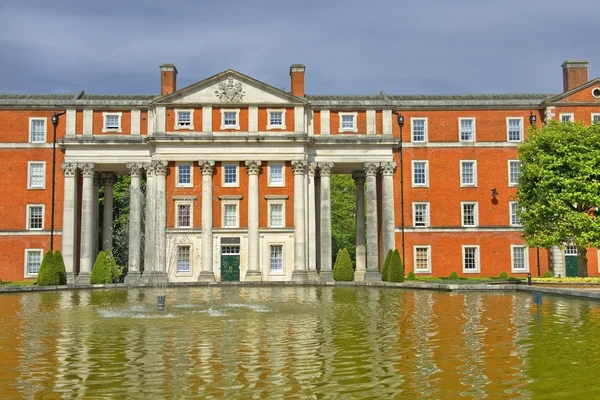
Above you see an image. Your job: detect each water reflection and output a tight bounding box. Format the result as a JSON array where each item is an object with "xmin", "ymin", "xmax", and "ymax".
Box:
[{"xmin": 1, "ymin": 287, "xmax": 600, "ymax": 398}]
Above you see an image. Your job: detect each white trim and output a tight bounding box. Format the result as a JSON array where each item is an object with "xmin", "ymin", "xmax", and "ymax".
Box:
[
  {"xmin": 102, "ymin": 111, "xmax": 123, "ymax": 133},
  {"xmin": 29, "ymin": 117, "xmax": 47, "ymax": 143},
  {"xmin": 268, "ymin": 162, "xmax": 285, "ymax": 187},
  {"xmin": 27, "ymin": 161, "xmax": 46, "ymax": 189},
  {"xmin": 26, "ymin": 204, "xmax": 45, "ymax": 231},
  {"xmin": 509, "ymin": 201, "xmax": 522, "ymax": 227},
  {"xmin": 221, "ymin": 200, "xmax": 239, "ymax": 228},
  {"xmin": 461, "ymin": 201, "xmax": 478, "ymax": 227},
  {"xmin": 458, "ymin": 117, "xmax": 476, "ymax": 142},
  {"xmin": 403, "ymin": 142, "xmax": 520, "ymax": 148},
  {"xmin": 267, "ymin": 108, "xmax": 286, "ymax": 130},
  {"xmin": 222, "ymin": 163, "xmax": 239, "ymax": 187},
  {"xmin": 410, "ymin": 117, "xmax": 428, "ymax": 143},
  {"xmin": 174, "ymin": 108, "xmax": 194, "ymax": 130},
  {"xmin": 268, "ymin": 200, "xmax": 286, "ymax": 228},
  {"xmin": 592, "ymin": 88, "xmax": 600, "ymax": 99},
  {"xmin": 592, "ymin": 113, "xmax": 600, "ymax": 124},
  {"xmin": 0, "ymin": 143, "xmax": 53, "ymax": 148},
  {"xmin": 508, "ymin": 159, "xmax": 521, "ymax": 187},
  {"xmin": 506, "ymin": 117, "xmax": 524, "ymax": 142},
  {"xmin": 175, "ymin": 162, "xmax": 193, "ymax": 188},
  {"xmin": 412, "ymin": 202, "xmax": 429, "ymax": 227},
  {"xmin": 462, "ymin": 245, "xmax": 480, "ymax": 273},
  {"xmin": 511, "ymin": 244, "xmax": 529, "ymax": 273},
  {"xmin": 268, "ymin": 243, "xmax": 285, "ymax": 275},
  {"xmin": 411, "ymin": 160, "xmax": 429, "ymax": 187},
  {"xmin": 338, "ymin": 112, "xmax": 358, "ymax": 133},
  {"xmin": 459, "ymin": 160, "xmax": 477, "ymax": 187},
  {"xmin": 559, "ymin": 113, "xmax": 574, "ymax": 123},
  {"xmin": 175, "ymin": 201, "xmax": 193, "ymax": 229},
  {"xmin": 220, "ymin": 108, "xmax": 240, "ymax": 130},
  {"xmin": 24, "ymin": 248, "xmax": 43, "ymax": 277},
  {"xmin": 413, "ymin": 245, "xmax": 432, "ymax": 274},
  {"xmin": 396, "ymin": 227, "xmax": 522, "ymax": 233}
]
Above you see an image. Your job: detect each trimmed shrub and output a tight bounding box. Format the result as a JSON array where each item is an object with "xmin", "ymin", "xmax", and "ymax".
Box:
[
  {"xmin": 90, "ymin": 251, "xmax": 111, "ymax": 284},
  {"xmin": 333, "ymin": 249, "xmax": 342, "ymax": 276},
  {"xmin": 54, "ymin": 250, "xmax": 67, "ymax": 285},
  {"xmin": 381, "ymin": 250, "xmax": 393, "ymax": 282},
  {"xmin": 388, "ymin": 249, "xmax": 404, "ymax": 283},
  {"xmin": 333, "ymin": 248, "xmax": 354, "ymax": 281},
  {"xmin": 104, "ymin": 249, "xmax": 123, "ymax": 283},
  {"xmin": 407, "ymin": 271, "xmax": 417, "ymax": 281},
  {"xmin": 543, "ymin": 271, "xmax": 554, "ymax": 278},
  {"xmin": 37, "ymin": 250, "xmax": 60, "ymax": 286},
  {"xmin": 449, "ymin": 271, "xmax": 459, "ymax": 280},
  {"xmin": 499, "ymin": 271, "xmax": 509, "ymax": 280}
]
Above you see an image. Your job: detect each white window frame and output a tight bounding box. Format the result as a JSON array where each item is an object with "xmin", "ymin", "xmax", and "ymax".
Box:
[
  {"xmin": 458, "ymin": 118, "xmax": 476, "ymax": 142},
  {"xmin": 508, "ymin": 160, "xmax": 522, "ymax": 187},
  {"xmin": 24, "ymin": 248, "xmax": 43, "ymax": 277},
  {"xmin": 511, "ymin": 245, "xmax": 529, "ymax": 273},
  {"xmin": 27, "ymin": 161, "xmax": 46, "ymax": 189},
  {"xmin": 268, "ymin": 162, "xmax": 285, "ymax": 187},
  {"xmin": 268, "ymin": 201, "xmax": 285, "ymax": 228},
  {"xmin": 175, "ymin": 109, "xmax": 194, "ymax": 130},
  {"xmin": 267, "ymin": 109, "xmax": 286, "ymax": 130},
  {"xmin": 412, "ymin": 202, "xmax": 430, "ymax": 228},
  {"xmin": 220, "ymin": 109, "xmax": 240, "ymax": 130},
  {"xmin": 176, "ymin": 163, "xmax": 193, "ymax": 187},
  {"xmin": 592, "ymin": 113, "xmax": 600, "ymax": 125},
  {"xmin": 339, "ymin": 112, "xmax": 358, "ymax": 133},
  {"xmin": 410, "ymin": 117, "xmax": 428, "ymax": 143},
  {"xmin": 413, "ymin": 245, "xmax": 432, "ymax": 274},
  {"xmin": 102, "ymin": 112, "xmax": 122, "ymax": 133},
  {"xmin": 459, "ymin": 160, "xmax": 477, "ymax": 187},
  {"xmin": 506, "ymin": 117, "xmax": 523, "ymax": 142},
  {"xmin": 461, "ymin": 202, "xmax": 478, "ymax": 227},
  {"xmin": 412, "ymin": 160, "xmax": 429, "ymax": 187},
  {"xmin": 175, "ymin": 201, "xmax": 193, "ymax": 229},
  {"xmin": 176, "ymin": 245, "xmax": 192, "ymax": 274},
  {"xmin": 509, "ymin": 201, "xmax": 522, "ymax": 227},
  {"xmin": 462, "ymin": 245, "xmax": 480, "ymax": 273},
  {"xmin": 222, "ymin": 163, "xmax": 239, "ymax": 187},
  {"xmin": 222, "ymin": 201, "xmax": 239, "ymax": 228},
  {"xmin": 29, "ymin": 117, "xmax": 47, "ymax": 143},
  {"xmin": 26, "ymin": 204, "xmax": 44, "ymax": 230},
  {"xmin": 560, "ymin": 113, "xmax": 574, "ymax": 123},
  {"xmin": 269, "ymin": 243, "xmax": 285, "ymax": 274}
]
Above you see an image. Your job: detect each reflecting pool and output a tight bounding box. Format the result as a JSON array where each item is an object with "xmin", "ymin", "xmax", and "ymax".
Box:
[{"xmin": 1, "ymin": 286, "xmax": 600, "ymax": 398}]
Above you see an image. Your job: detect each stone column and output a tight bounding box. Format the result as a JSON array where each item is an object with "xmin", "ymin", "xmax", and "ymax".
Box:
[
  {"xmin": 154, "ymin": 161, "xmax": 168, "ymax": 279},
  {"xmin": 143, "ymin": 163, "xmax": 155, "ymax": 275},
  {"xmin": 353, "ymin": 171, "xmax": 367, "ymax": 281},
  {"xmin": 75, "ymin": 163, "xmax": 95, "ymax": 284},
  {"xmin": 292, "ymin": 160, "xmax": 308, "ymax": 281},
  {"xmin": 381, "ymin": 162, "xmax": 397, "ymax": 258},
  {"xmin": 307, "ymin": 163, "xmax": 319, "ymax": 280},
  {"xmin": 245, "ymin": 160, "xmax": 262, "ymax": 281},
  {"xmin": 126, "ymin": 163, "xmax": 143, "ymax": 283},
  {"xmin": 61, "ymin": 163, "xmax": 78, "ymax": 284},
  {"xmin": 364, "ymin": 162, "xmax": 381, "ymax": 281},
  {"xmin": 315, "ymin": 173, "xmax": 321, "ymax": 272},
  {"xmin": 100, "ymin": 172, "xmax": 116, "ymax": 251},
  {"xmin": 92, "ymin": 176, "xmax": 100, "ymax": 258},
  {"xmin": 199, "ymin": 161, "xmax": 215, "ymax": 282},
  {"xmin": 318, "ymin": 162, "xmax": 334, "ymax": 281}
]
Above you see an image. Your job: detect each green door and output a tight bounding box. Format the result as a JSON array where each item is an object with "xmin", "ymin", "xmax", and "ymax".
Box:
[
  {"xmin": 221, "ymin": 254, "xmax": 240, "ymax": 281},
  {"xmin": 565, "ymin": 256, "xmax": 578, "ymax": 277}
]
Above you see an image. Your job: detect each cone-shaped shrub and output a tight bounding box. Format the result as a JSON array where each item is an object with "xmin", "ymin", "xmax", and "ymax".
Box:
[
  {"xmin": 37, "ymin": 250, "xmax": 60, "ymax": 286},
  {"xmin": 543, "ymin": 271, "xmax": 553, "ymax": 278},
  {"xmin": 333, "ymin": 248, "xmax": 354, "ymax": 281},
  {"xmin": 104, "ymin": 249, "xmax": 123, "ymax": 283},
  {"xmin": 54, "ymin": 250, "xmax": 67, "ymax": 285},
  {"xmin": 449, "ymin": 271, "xmax": 459, "ymax": 280},
  {"xmin": 382, "ymin": 250, "xmax": 393, "ymax": 282},
  {"xmin": 499, "ymin": 271, "xmax": 509, "ymax": 280},
  {"xmin": 333, "ymin": 249, "xmax": 342, "ymax": 276},
  {"xmin": 90, "ymin": 251, "xmax": 111, "ymax": 284},
  {"xmin": 388, "ymin": 249, "xmax": 404, "ymax": 282},
  {"xmin": 407, "ymin": 270, "xmax": 416, "ymax": 281}
]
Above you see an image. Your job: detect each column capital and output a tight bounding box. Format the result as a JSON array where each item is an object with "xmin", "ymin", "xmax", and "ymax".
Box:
[
  {"xmin": 99, "ymin": 172, "xmax": 117, "ymax": 186},
  {"xmin": 380, "ymin": 161, "xmax": 397, "ymax": 176},
  {"xmin": 145, "ymin": 162, "xmax": 155, "ymax": 177},
  {"xmin": 199, "ymin": 160, "xmax": 215, "ymax": 175},
  {"xmin": 245, "ymin": 160, "xmax": 262, "ymax": 175},
  {"xmin": 79, "ymin": 163, "xmax": 95, "ymax": 178},
  {"xmin": 62, "ymin": 163, "xmax": 78, "ymax": 177},
  {"xmin": 291, "ymin": 160, "xmax": 308, "ymax": 175},
  {"xmin": 126, "ymin": 162, "xmax": 144, "ymax": 177},
  {"xmin": 363, "ymin": 162, "xmax": 380, "ymax": 176},
  {"xmin": 152, "ymin": 160, "xmax": 169, "ymax": 176},
  {"xmin": 318, "ymin": 162, "xmax": 334, "ymax": 177},
  {"xmin": 308, "ymin": 162, "xmax": 319, "ymax": 177},
  {"xmin": 352, "ymin": 171, "xmax": 366, "ymax": 185}
]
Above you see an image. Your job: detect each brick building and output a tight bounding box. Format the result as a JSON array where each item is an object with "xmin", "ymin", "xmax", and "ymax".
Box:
[{"xmin": 1, "ymin": 60, "xmax": 599, "ymax": 283}]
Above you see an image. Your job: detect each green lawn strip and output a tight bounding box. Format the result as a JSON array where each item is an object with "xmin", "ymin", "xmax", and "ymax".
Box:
[{"xmin": 0, "ymin": 280, "xmax": 37, "ymax": 287}]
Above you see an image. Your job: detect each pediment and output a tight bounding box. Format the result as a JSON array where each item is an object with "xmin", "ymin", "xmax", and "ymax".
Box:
[
  {"xmin": 154, "ymin": 69, "xmax": 307, "ymax": 106},
  {"xmin": 545, "ymin": 77, "xmax": 600, "ymax": 104}
]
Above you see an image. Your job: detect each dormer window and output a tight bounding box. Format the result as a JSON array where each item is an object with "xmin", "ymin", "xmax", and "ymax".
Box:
[
  {"xmin": 267, "ymin": 109, "xmax": 286, "ymax": 130},
  {"xmin": 339, "ymin": 112, "xmax": 358, "ymax": 132},
  {"xmin": 221, "ymin": 109, "xmax": 240, "ymax": 130},
  {"xmin": 103, "ymin": 112, "xmax": 122, "ymax": 133},
  {"xmin": 175, "ymin": 109, "xmax": 194, "ymax": 130}
]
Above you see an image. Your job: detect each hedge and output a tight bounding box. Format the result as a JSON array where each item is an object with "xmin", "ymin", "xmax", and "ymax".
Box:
[
  {"xmin": 382, "ymin": 250, "xmax": 393, "ymax": 282},
  {"xmin": 333, "ymin": 248, "xmax": 354, "ymax": 281}
]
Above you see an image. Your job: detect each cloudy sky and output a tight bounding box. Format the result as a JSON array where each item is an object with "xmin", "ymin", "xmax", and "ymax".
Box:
[{"xmin": 0, "ymin": 0, "xmax": 599, "ymax": 96}]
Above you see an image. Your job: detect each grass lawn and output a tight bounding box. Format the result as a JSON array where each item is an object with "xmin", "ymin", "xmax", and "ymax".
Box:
[
  {"xmin": 0, "ymin": 280, "xmax": 37, "ymax": 287},
  {"xmin": 409, "ymin": 276, "xmax": 523, "ymax": 284}
]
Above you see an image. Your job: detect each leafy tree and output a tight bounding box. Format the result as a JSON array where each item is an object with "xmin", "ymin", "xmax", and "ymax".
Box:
[
  {"xmin": 331, "ymin": 175, "xmax": 359, "ymax": 267},
  {"xmin": 333, "ymin": 248, "xmax": 354, "ymax": 281},
  {"xmin": 104, "ymin": 249, "xmax": 123, "ymax": 283},
  {"xmin": 518, "ymin": 121, "xmax": 600, "ymax": 277},
  {"xmin": 37, "ymin": 250, "xmax": 59, "ymax": 286},
  {"xmin": 381, "ymin": 250, "xmax": 393, "ymax": 282}
]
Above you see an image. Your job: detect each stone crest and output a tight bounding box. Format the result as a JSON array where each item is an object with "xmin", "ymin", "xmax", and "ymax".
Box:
[{"xmin": 215, "ymin": 77, "xmax": 246, "ymax": 103}]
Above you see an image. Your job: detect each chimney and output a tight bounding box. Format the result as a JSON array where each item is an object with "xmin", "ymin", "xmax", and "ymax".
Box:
[
  {"xmin": 562, "ymin": 60, "xmax": 589, "ymax": 92},
  {"xmin": 290, "ymin": 64, "xmax": 305, "ymax": 97},
  {"xmin": 160, "ymin": 64, "xmax": 178, "ymax": 96}
]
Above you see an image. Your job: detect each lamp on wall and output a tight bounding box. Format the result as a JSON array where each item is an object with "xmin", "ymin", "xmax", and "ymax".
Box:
[
  {"xmin": 50, "ymin": 111, "xmax": 66, "ymax": 251},
  {"xmin": 391, "ymin": 110, "xmax": 406, "ymax": 268},
  {"xmin": 529, "ymin": 111, "xmax": 537, "ymax": 126},
  {"xmin": 491, "ymin": 188, "xmax": 499, "ymax": 199}
]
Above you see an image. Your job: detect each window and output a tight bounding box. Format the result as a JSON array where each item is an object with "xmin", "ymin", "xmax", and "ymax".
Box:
[
  {"xmin": 462, "ymin": 246, "xmax": 480, "ymax": 273},
  {"xmin": 560, "ymin": 113, "xmax": 574, "ymax": 123},
  {"xmin": 412, "ymin": 161, "xmax": 428, "ymax": 187},
  {"xmin": 223, "ymin": 203, "xmax": 238, "ymax": 228},
  {"xmin": 592, "ymin": 114, "xmax": 600, "ymax": 125},
  {"xmin": 510, "ymin": 201, "xmax": 522, "ymax": 227},
  {"xmin": 339, "ymin": 112, "xmax": 358, "ymax": 132},
  {"xmin": 270, "ymin": 245, "xmax": 283, "ymax": 273},
  {"xmin": 507, "ymin": 118, "xmax": 523, "ymax": 142},
  {"xmin": 269, "ymin": 203, "xmax": 284, "ymax": 228},
  {"xmin": 411, "ymin": 118, "xmax": 427, "ymax": 142},
  {"xmin": 461, "ymin": 202, "xmax": 478, "ymax": 227},
  {"xmin": 508, "ymin": 160, "xmax": 522, "ymax": 186},
  {"xmin": 413, "ymin": 246, "xmax": 431, "ymax": 273},
  {"xmin": 177, "ymin": 164, "xmax": 192, "ymax": 187},
  {"xmin": 459, "ymin": 118, "xmax": 475, "ymax": 142},
  {"xmin": 28, "ymin": 162, "xmax": 45, "ymax": 189},
  {"xmin": 565, "ymin": 246, "xmax": 577, "ymax": 256},
  {"xmin": 177, "ymin": 246, "xmax": 191, "ymax": 273},
  {"xmin": 511, "ymin": 245, "xmax": 529, "ymax": 273},
  {"xmin": 413, "ymin": 202, "xmax": 429, "ymax": 227},
  {"xmin": 176, "ymin": 203, "xmax": 192, "ymax": 228},
  {"xmin": 221, "ymin": 109, "xmax": 240, "ymax": 130},
  {"xmin": 29, "ymin": 118, "xmax": 46, "ymax": 143},
  {"xmin": 268, "ymin": 163, "xmax": 284, "ymax": 186},
  {"xmin": 25, "ymin": 249, "xmax": 42, "ymax": 277},
  {"xmin": 223, "ymin": 163, "xmax": 238, "ymax": 186},
  {"xmin": 27, "ymin": 205, "xmax": 44, "ymax": 230},
  {"xmin": 268, "ymin": 109, "xmax": 286, "ymax": 129},
  {"xmin": 103, "ymin": 112, "xmax": 122, "ymax": 132},
  {"xmin": 460, "ymin": 160, "xmax": 477, "ymax": 187},
  {"xmin": 176, "ymin": 110, "xmax": 193, "ymax": 130}
]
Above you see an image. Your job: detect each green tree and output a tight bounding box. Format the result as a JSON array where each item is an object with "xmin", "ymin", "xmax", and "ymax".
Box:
[
  {"xmin": 331, "ymin": 175, "xmax": 358, "ymax": 267},
  {"xmin": 517, "ymin": 121, "xmax": 600, "ymax": 277}
]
